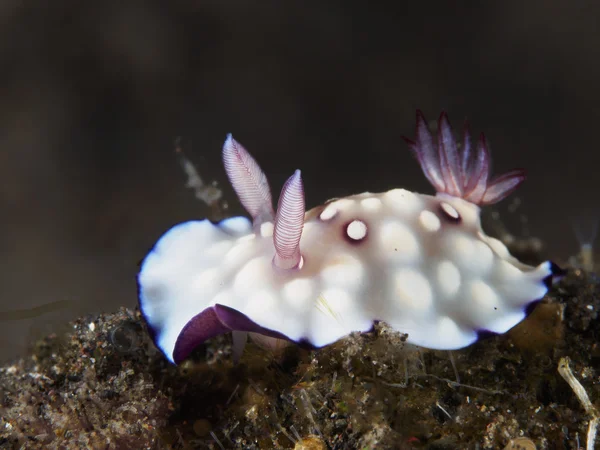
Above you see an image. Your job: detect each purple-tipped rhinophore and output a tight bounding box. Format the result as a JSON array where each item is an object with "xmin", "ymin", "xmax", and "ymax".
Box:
[
  {"xmin": 222, "ymin": 135, "xmax": 274, "ymax": 226},
  {"xmin": 402, "ymin": 110, "xmax": 526, "ymax": 205},
  {"xmin": 273, "ymin": 170, "xmax": 305, "ymax": 270}
]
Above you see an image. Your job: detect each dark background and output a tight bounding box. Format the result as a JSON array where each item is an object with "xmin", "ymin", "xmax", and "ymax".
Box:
[{"xmin": 1, "ymin": 1, "xmax": 598, "ymax": 362}]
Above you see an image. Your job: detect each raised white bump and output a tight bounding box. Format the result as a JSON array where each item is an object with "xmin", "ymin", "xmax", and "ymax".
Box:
[
  {"xmin": 329, "ymin": 198, "xmax": 354, "ymax": 211},
  {"xmin": 450, "ymin": 234, "xmax": 474, "ymax": 264},
  {"xmin": 360, "ymin": 197, "xmax": 382, "ymax": 211},
  {"xmin": 225, "ymin": 240, "xmax": 255, "ymax": 264},
  {"xmin": 192, "ymin": 268, "xmax": 219, "ymax": 292},
  {"xmin": 472, "ymin": 241, "xmax": 494, "ymax": 272},
  {"xmin": 437, "ymin": 260, "xmax": 461, "ymax": 297},
  {"xmin": 469, "ymin": 280, "xmax": 499, "ymax": 309},
  {"xmin": 419, "ymin": 210, "xmax": 441, "ymax": 232},
  {"xmin": 321, "ymin": 253, "xmax": 364, "ymax": 289},
  {"xmin": 394, "ymin": 268, "xmax": 432, "ymax": 311},
  {"xmin": 485, "ymin": 236, "xmax": 511, "ymax": 258},
  {"xmin": 380, "ymin": 221, "xmax": 420, "ymax": 262},
  {"xmin": 245, "ymin": 289, "xmax": 279, "ymax": 325},
  {"xmin": 233, "ymin": 256, "xmax": 271, "ymax": 295},
  {"xmin": 384, "ymin": 189, "xmax": 420, "ymax": 213},
  {"xmin": 436, "ymin": 316, "xmax": 465, "ymax": 343},
  {"xmin": 319, "ymin": 205, "xmax": 338, "ymax": 221},
  {"xmin": 321, "ymin": 288, "xmax": 352, "ymax": 314},
  {"xmin": 283, "ymin": 278, "xmax": 314, "ymax": 310}
]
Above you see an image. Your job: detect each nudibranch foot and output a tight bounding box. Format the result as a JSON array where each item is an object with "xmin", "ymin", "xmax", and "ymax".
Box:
[{"xmin": 138, "ymin": 112, "xmax": 563, "ymax": 365}]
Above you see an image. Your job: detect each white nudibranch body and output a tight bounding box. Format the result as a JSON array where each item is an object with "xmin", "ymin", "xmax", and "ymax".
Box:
[{"xmin": 138, "ymin": 111, "xmax": 563, "ymax": 364}]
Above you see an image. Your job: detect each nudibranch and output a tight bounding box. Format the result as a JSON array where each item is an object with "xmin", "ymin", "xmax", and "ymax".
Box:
[{"xmin": 138, "ymin": 111, "xmax": 562, "ymax": 364}]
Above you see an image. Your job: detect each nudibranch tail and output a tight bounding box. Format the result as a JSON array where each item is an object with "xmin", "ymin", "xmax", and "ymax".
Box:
[
  {"xmin": 222, "ymin": 134, "xmax": 274, "ymax": 227},
  {"xmin": 273, "ymin": 170, "xmax": 305, "ymax": 270},
  {"xmin": 402, "ymin": 110, "xmax": 526, "ymax": 205}
]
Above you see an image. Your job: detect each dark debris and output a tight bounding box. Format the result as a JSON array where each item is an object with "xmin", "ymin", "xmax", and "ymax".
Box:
[{"xmin": 1, "ymin": 270, "xmax": 599, "ymax": 449}]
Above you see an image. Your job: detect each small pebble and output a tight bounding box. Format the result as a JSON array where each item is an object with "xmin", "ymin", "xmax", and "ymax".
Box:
[
  {"xmin": 193, "ymin": 418, "xmax": 212, "ymax": 437},
  {"xmin": 503, "ymin": 437, "xmax": 536, "ymax": 450},
  {"xmin": 294, "ymin": 435, "xmax": 326, "ymax": 450}
]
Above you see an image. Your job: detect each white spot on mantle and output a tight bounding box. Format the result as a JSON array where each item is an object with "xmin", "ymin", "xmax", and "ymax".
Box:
[
  {"xmin": 440, "ymin": 202, "xmax": 460, "ymax": 219},
  {"xmin": 347, "ymin": 220, "xmax": 368, "ymax": 240}
]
